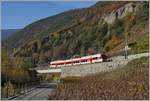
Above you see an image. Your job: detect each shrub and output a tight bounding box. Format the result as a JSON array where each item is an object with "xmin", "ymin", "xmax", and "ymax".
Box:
[
  {"xmin": 134, "ymin": 2, "xmax": 149, "ymax": 24},
  {"xmin": 129, "ymin": 36, "xmax": 149, "ymax": 54},
  {"xmin": 2, "ymin": 81, "xmax": 15, "ymax": 98},
  {"xmin": 110, "ymin": 19, "xmax": 125, "ymax": 36}
]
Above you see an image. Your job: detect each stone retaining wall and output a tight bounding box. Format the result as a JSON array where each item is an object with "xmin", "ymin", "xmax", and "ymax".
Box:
[{"xmin": 61, "ymin": 53, "xmax": 149, "ymax": 77}]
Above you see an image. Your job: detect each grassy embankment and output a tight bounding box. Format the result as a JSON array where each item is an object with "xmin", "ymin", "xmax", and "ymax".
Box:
[{"xmin": 49, "ymin": 56, "xmax": 149, "ymax": 100}]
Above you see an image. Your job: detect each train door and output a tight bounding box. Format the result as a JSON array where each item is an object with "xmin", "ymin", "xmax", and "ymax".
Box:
[{"xmin": 90, "ymin": 56, "xmax": 92, "ymax": 63}]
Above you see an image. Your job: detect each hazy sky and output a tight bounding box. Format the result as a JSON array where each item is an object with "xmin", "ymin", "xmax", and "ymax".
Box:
[{"xmin": 2, "ymin": 1, "xmax": 96, "ymax": 29}]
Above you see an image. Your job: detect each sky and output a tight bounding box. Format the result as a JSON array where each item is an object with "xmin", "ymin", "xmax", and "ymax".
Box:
[{"xmin": 2, "ymin": 1, "xmax": 96, "ymax": 29}]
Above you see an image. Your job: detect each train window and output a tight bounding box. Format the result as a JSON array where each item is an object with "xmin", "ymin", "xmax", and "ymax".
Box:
[
  {"xmin": 76, "ymin": 61, "xmax": 79, "ymax": 63},
  {"xmin": 73, "ymin": 61, "xmax": 78, "ymax": 63},
  {"xmin": 101, "ymin": 54, "xmax": 107, "ymax": 59},
  {"xmin": 66, "ymin": 62, "xmax": 72, "ymax": 64},
  {"xmin": 93, "ymin": 57, "xmax": 98, "ymax": 60},
  {"xmin": 81, "ymin": 60, "xmax": 87, "ymax": 62}
]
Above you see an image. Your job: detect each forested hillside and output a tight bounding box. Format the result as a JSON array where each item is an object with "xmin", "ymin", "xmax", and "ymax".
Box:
[
  {"xmin": 3, "ymin": 1, "xmax": 149, "ymax": 67},
  {"xmin": 1, "ymin": 29, "xmax": 19, "ymax": 40}
]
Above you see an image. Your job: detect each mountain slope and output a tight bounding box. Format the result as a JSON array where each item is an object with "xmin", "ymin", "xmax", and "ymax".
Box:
[
  {"xmin": 4, "ymin": 8, "xmax": 88, "ymax": 48},
  {"xmin": 1, "ymin": 29, "xmax": 19, "ymax": 40},
  {"xmin": 3, "ymin": 1, "xmax": 124, "ymax": 48},
  {"xmin": 3, "ymin": 1, "xmax": 149, "ymax": 66}
]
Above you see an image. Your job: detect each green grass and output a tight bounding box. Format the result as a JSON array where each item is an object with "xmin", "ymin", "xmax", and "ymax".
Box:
[{"xmin": 129, "ymin": 36, "xmax": 149, "ymax": 54}]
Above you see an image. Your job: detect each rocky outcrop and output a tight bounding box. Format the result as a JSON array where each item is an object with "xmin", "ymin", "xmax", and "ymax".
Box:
[{"xmin": 103, "ymin": 2, "xmax": 143, "ymax": 24}]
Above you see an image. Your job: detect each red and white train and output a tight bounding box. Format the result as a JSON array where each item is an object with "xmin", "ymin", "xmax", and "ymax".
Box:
[{"xmin": 50, "ymin": 53, "xmax": 108, "ymax": 68}]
